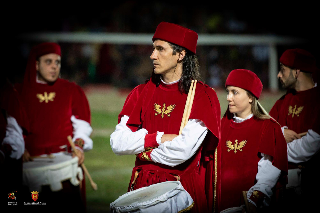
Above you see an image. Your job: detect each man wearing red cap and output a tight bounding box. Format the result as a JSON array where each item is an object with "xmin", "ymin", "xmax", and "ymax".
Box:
[
  {"xmin": 215, "ymin": 69, "xmax": 287, "ymax": 212},
  {"xmin": 17, "ymin": 42, "xmax": 92, "ymax": 211},
  {"xmin": 110, "ymin": 22, "xmax": 221, "ymax": 212},
  {"xmin": 269, "ymin": 48, "xmax": 320, "ymax": 211}
]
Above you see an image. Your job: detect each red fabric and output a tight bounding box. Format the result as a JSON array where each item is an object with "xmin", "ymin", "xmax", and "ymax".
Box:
[
  {"xmin": 144, "ymin": 133, "xmax": 158, "ymax": 149},
  {"xmin": 120, "ymin": 79, "xmax": 221, "ymax": 213},
  {"xmin": 279, "ymin": 48, "xmax": 319, "ymax": 73},
  {"xmin": 269, "ymin": 87, "xmax": 320, "ymax": 135},
  {"xmin": 152, "ymin": 22, "xmax": 198, "ymax": 54},
  {"xmin": 0, "ymin": 81, "xmax": 29, "ymax": 134},
  {"xmin": 215, "ymin": 113, "xmax": 287, "ymax": 212},
  {"xmin": 17, "ymin": 78, "xmax": 91, "ymax": 156},
  {"xmin": 225, "ymin": 69, "xmax": 263, "ymax": 99}
]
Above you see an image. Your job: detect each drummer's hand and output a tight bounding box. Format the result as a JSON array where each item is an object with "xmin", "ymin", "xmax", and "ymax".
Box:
[
  {"xmin": 161, "ymin": 134, "xmax": 178, "ymax": 143},
  {"xmin": 284, "ymin": 129, "xmax": 301, "ymax": 143},
  {"xmin": 22, "ymin": 149, "xmax": 33, "ymax": 162},
  {"xmin": 72, "ymin": 149, "xmax": 84, "ymax": 165}
]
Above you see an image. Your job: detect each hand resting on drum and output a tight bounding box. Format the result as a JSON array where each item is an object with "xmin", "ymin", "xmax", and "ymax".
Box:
[{"xmin": 22, "ymin": 149, "xmax": 33, "ymax": 162}]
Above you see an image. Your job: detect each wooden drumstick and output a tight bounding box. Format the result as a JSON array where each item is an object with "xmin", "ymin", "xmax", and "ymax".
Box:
[
  {"xmin": 67, "ymin": 136, "xmax": 98, "ymax": 191},
  {"xmin": 179, "ymin": 80, "xmax": 197, "ymax": 135}
]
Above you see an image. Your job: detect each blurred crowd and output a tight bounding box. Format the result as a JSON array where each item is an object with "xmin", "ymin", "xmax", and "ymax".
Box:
[{"xmin": 11, "ymin": 2, "xmax": 316, "ymax": 90}]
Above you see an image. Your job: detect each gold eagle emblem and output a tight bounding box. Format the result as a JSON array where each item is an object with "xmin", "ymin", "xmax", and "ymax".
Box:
[
  {"xmin": 288, "ymin": 105, "xmax": 304, "ymax": 118},
  {"xmin": 226, "ymin": 140, "xmax": 247, "ymax": 153},
  {"xmin": 37, "ymin": 92, "xmax": 56, "ymax": 103},
  {"xmin": 154, "ymin": 103, "xmax": 176, "ymax": 118}
]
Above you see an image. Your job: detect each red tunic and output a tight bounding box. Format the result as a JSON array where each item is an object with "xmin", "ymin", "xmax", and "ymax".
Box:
[
  {"xmin": 119, "ymin": 79, "xmax": 221, "ymax": 213},
  {"xmin": 215, "ymin": 112, "xmax": 287, "ymax": 212},
  {"xmin": 17, "ymin": 78, "xmax": 91, "ymax": 156},
  {"xmin": 269, "ymin": 87, "xmax": 320, "ymax": 136}
]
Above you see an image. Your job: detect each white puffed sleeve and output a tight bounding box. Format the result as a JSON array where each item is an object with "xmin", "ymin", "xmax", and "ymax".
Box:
[
  {"xmin": 150, "ymin": 119, "xmax": 208, "ymax": 167},
  {"xmin": 110, "ymin": 115, "xmax": 148, "ymax": 155},
  {"xmin": 71, "ymin": 115, "xmax": 93, "ymax": 151},
  {"xmin": 1, "ymin": 114, "xmax": 25, "ymax": 159}
]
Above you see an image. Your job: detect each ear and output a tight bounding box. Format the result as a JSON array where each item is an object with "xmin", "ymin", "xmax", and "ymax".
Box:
[
  {"xmin": 36, "ymin": 61, "xmax": 39, "ymax": 71},
  {"xmin": 295, "ymin": 69, "xmax": 301, "ymax": 79},
  {"xmin": 178, "ymin": 50, "xmax": 186, "ymax": 62},
  {"xmin": 249, "ymin": 97, "xmax": 253, "ymax": 104}
]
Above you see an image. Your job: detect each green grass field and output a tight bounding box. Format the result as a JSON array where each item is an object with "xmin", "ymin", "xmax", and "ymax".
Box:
[{"xmin": 83, "ymin": 86, "xmax": 285, "ymax": 212}]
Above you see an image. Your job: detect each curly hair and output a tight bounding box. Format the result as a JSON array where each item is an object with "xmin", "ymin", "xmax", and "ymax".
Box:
[{"xmin": 151, "ymin": 42, "xmax": 202, "ymax": 94}]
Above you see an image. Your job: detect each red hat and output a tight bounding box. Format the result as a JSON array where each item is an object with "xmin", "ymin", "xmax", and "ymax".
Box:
[
  {"xmin": 23, "ymin": 42, "xmax": 61, "ymax": 86},
  {"xmin": 225, "ymin": 69, "xmax": 263, "ymax": 99},
  {"xmin": 280, "ymin": 48, "xmax": 318, "ymax": 73},
  {"xmin": 152, "ymin": 22, "xmax": 198, "ymax": 54}
]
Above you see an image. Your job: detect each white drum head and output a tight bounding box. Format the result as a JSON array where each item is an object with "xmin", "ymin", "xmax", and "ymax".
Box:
[
  {"xmin": 110, "ymin": 181, "xmax": 194, "ymax": 213},
  {"xmin": 114, "ymin": 181, "xmax": 179, "ymax": 207}
]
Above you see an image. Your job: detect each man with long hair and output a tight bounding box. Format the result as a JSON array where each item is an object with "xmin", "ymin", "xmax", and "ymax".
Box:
[{"xmin": 110, "ymin": 22, "xmax": 221, "ymax": 212}]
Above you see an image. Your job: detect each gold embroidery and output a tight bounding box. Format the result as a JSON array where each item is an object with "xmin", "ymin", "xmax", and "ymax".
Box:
[
  {"xmin": 252, "ymin": 190, "xmax": 260, "ymax": 199},
  {"xmin": 288, "ymin": 105, "xmax": 304, "ymax": 118},
  {"xmin": 37, "ymin": 92, "xmax": 56, "ymax": 103},
  {"xmin": 154, "ymin": 103, "xmax": 176, "ymax": 118},
  {"xmin": 141, "ymin": 150, "xmax": 152, "ymax": 161},
  {"xmin": 226, "ymin": 140, "xmax": 247, "ymax": 153},
  {"xmin": 178, "ymin": 202, "xmax": 194, "ymax": 213}
]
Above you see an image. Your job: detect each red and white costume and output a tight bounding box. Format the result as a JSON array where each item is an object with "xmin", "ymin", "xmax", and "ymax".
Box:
[
  {"xmin": 215, "ymin": 69, "xmax": 288, "ymax": 212},
  {"xmin": 18, "ymin": 42, "xmax": 92, "ymax": 156},
  {"xmin": 269, "ymin": 49, "xmax": 320, "ymax": 209},
  {"xmin": 111, "ymin": 78, "xmax": 221, "ymax": 212}
]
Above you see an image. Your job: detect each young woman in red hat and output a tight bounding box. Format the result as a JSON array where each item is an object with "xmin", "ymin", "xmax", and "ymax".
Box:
[
  {"xmin": 110, "ymin": 22, "xmax": 221, "ymax": 213},
  {"xmin": 215, "ymin": 69, "xmax": 288, "ymax": 212}
]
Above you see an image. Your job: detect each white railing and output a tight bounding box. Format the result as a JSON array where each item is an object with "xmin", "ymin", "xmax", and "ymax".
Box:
[{"xmin": 18, "ymin": 33, "xmax": 306, "ymax": 91}]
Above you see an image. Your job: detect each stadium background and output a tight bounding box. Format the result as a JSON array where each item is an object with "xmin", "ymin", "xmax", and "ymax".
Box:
[{"xmin": 4, "ymin": 2, "xmax": 319, "ymax": 212}]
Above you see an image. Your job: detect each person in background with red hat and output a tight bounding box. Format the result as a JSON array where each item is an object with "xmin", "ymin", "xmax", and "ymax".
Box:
[
  {"xmin": 215, "ymin": 69, "xmax": 288, "ymax": 212},
  {"xmin": 269, "ymin": 48, "xmax": 320, "ymax": 212},
  {"xmin": 16, "ymin": 42, "xmax": 92, "ymax": 211},
  {"xmin": 110, "ymin": 22, "xmax": 221, "ymax": 212}
]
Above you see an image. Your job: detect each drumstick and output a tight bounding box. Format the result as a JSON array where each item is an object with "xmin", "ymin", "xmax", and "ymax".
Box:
[
  {"xmin": 179, "ymin": 80, "xmax": 197, "ymax": 135},
  {"xmin": 179, "ymin": 80, "xmax": 194, "ymax": 135},
  {"xmin": 242, "ymin": 191, "xmax": 252, "ymax": 213},
  {"xmin": 67, "ymin": 136, "xmax": 98, "ymax": 191}
]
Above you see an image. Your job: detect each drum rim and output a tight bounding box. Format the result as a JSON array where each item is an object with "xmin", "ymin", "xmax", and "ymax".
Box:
[
  {"xmin": 110, "ymin": 181, "xmax": 183, "ymax": 211},
  {"xmin": 23, "ymin": 155, "xmax": 79, "ymax": 172}
]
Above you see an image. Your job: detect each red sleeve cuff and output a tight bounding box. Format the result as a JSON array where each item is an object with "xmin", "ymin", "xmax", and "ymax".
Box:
[{"xmin": 144, "ymin": 132, "xmax": 159, "ymax": 150}]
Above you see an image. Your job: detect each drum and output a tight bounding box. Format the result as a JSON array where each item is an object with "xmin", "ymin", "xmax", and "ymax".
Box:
[
  {"xmin": 110, "ymin": 181, "xmax": 194, "ymax": 213},
  {"xmin": 23, "ymin": 153, "xmax": 83, "ymax": 192},
  {"xmin": 286, "ymin": 168, "xmax": 302, "ymax": 194}
]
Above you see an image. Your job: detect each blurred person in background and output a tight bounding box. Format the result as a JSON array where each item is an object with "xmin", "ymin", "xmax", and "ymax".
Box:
[
  {"xmin": 0, "ymin": 76, "xmax": 28, "ymax": 204},
  {"xmin": 269, "ymin": 48, "xmax": 320, "ymax": 212},
  {"xmin": 16, "ymin": 42, "xmax": 93, "ymax": 212},
  {"xmin": 216, "ymin": 69, "xmax": 287, "ymax": 213},
  {"xmin": 110, "ymin": 22, "xmax": 221, "ymax": 213}
]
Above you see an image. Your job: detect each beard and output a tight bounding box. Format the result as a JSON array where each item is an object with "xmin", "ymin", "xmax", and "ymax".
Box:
[{"xmin": 280, "ymin": 71, "xmax": 296, "ymax": 89}]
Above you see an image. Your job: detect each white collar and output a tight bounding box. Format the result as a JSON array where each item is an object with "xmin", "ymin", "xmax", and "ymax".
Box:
[
  {"xmin": 36, "ymin": 74, "xmax": 47, "ymax": 84},
  {"xmin": 233, "ymin": 114, "xmax": 253, "ymax": 123},
  {"xmin": 160, "ymin": 77, "xmax": 180, "ymax": 85}
]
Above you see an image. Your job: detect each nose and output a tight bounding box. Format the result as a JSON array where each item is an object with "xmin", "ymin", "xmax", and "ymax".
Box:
[
  {"xmin": 150, "ymin": 49, "xmax": 157, "ymax": 60},
  {"xmin": 277, "ymin": 71, "xmax": 282, "ymax": 79},
  {"xmin": 226, "ymin": 93, "xmax": 232, "ymax": 102}
]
